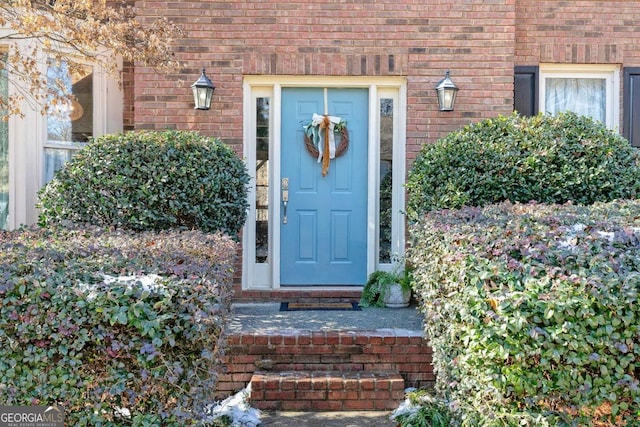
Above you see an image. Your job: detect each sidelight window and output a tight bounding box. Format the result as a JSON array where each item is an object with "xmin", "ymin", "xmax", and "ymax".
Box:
[{"xmin": 255, "ymin": 97, "xmax": 270, "ymax": 263}]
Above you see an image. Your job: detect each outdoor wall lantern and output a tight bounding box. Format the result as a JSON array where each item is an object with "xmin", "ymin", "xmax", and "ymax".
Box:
[
  {"xmin": 435, "ymin": 70, "xmax": 459, "ymax": 111},
  {"xmin": 191, "ymin": 68, "xmax": 215, "ymax": 110}
]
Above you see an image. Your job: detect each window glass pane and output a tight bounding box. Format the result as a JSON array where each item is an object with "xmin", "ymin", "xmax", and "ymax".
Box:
[
  {"xmin": 545, "ymin": 77, "xmax": 606, "ymax": 123},
  {"xmin": 0, "ymin": 51, "xmax": 8, "ymax": 230},
  {"xmin": 45, "ymin": 59, "xmax": 93, "ymax": 182},
  {"xmin": 379, "ymin": 98, "xmax": 393, "ymax": 264},
  {"xmin": 47, "ymin": 60, "xmax": 93, "ymax": 143},
  {"xmin": 255, "ymin": 97, "xmax": 270, "ymax": 263},
  {"xmin": 44, "ymin": 148, "xmax": 75, "ymax": 184}
]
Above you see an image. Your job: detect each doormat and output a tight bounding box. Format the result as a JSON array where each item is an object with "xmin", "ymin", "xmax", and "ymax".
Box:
[{"xmin": 279, "ymin": 301, "xmax": 361, "ymax": 311}]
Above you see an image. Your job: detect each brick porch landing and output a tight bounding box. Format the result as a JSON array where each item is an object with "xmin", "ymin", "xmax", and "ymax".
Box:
[
  {"xmin": 218, "ymin": 301, "xmax": 433, "ymax": 411},
  {"xmin": 231, "ymin": 286, "xmax": 363, "ymax": 303}
]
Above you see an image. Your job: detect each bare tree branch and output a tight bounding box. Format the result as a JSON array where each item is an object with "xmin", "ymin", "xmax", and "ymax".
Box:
[{"xmin": 0, "ymin": 0, "xmax": 182, "ymax": 117}]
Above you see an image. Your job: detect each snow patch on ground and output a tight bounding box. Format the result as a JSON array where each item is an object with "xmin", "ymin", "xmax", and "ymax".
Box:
[{"xmin": 201, "ymin": 387, "xmax": 262, "ymax": 426}]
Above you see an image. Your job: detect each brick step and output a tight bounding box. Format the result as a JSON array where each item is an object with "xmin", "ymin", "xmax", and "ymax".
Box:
[
  {"xmin": 249, "ymin": 370, "xmax": 405, "ymax": 411},
  {"xmin": 216, "ymin": 330, "xmax": 434, "ymax": 399}
]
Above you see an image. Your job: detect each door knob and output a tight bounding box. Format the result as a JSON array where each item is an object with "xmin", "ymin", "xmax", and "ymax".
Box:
[{"xmin": 282, "ymin": 178, "xmax": 289, "ymax": 224}]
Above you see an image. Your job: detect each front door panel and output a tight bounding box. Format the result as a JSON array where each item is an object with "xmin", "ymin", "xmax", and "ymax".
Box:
[{"xmin": 280, "ymin": 88, "xmax": 368, "ymax": 285}]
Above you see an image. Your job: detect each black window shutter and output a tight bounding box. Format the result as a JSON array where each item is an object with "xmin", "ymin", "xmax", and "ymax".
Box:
[
  {"xmin": 623, "ymin": 67, "xmax": 640, "ymax": 147},
  {"xmin": 514, "ymin": 66, "xmax": 539, "ymax": 117}
]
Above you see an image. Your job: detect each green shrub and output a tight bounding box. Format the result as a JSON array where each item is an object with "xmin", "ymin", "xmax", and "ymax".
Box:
[
  {"xmin": 0, "ymin": 225, "xmax": 237, "ymax": 426},
  {"xmin": 409, "ymin": 201, "xmax": 640, "ymax": 426},
  {"xmin": 38, "ymin": 130, "xmax": 250, "ymax": 236},
  {"xmin": 406, "ymin": 112, "xmax": 640, "ymax": 217}
]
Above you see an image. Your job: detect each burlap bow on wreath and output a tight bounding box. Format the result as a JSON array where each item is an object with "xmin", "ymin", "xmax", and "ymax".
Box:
[{"xmin": 303, "ymin": 113, "xmax": 349, "ymax": 177}]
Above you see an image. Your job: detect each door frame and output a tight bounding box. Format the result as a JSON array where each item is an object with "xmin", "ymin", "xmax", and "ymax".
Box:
[{"xmin": 242, "ymin": 76, "xmax": 407, "ymax": 290}]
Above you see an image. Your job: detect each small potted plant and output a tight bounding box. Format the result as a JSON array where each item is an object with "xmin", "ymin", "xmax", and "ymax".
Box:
[{"xmin": 360, "ymin": 260, "xmax": 412, "ymax": 308}]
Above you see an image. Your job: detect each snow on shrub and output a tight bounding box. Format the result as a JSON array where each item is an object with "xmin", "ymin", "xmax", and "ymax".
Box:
[{"xmin": 0, "ymin": 225, "xmax": 237, "ymax": 426}]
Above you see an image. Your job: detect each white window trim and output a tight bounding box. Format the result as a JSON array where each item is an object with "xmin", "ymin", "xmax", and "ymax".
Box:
[
  {"xmin": 243, "ymin": 85, "xmax": 273, "ymax": 289},
  {"xmin": 242, "ymin": 76, "xmax": 407, "ymax": 290},
  {"xmin": 41, "ymin": 57, "xmax": 120, "ymax": 185},
  {"xmin": 539, "ymin": 64, "xmax": 620, "ymax": 130},
  {"xmin": 4, "ymin": 39, "xmax": 122, "ymax": 229}
]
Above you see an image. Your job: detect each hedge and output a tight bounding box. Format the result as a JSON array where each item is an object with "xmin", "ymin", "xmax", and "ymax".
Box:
[
  {"xmin": 37, "ymin": 130, "xmax": 250, "ymax": 236},
  {"xmin": 409, "ymin": 201, "xmax": 640, "ymax": 426},
  {"xmin": 0, "ymin": 225, "xmax": 237, "ymax": 426},
  {"xmin": 406, "ymin": 112, "xmax": 640, "ymax": 218}
]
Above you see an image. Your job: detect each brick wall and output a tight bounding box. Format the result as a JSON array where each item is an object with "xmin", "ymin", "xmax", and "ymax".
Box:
[
  {"xmin": 133, "ymin": 0, "xmax": 516, "ymax": 159},
  {"xmin": 122, "ymin": 60, "xmax": 135, "ymax": 131},
  {"xmin": 515, "ymin": 0, "xmax": 640, "ymax": 131},
  {"xmin": 515, "ymin": 0, "xmax": 640, "ymax": 66},
  {"xmin": 130, "ymin": 1, "xmax": 640, "ymax": 153}
]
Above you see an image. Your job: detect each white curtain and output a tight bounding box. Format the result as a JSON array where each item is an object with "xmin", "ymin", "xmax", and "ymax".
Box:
[
  {"xmin": 545, "ymin": 78, "xmax": 606, "ymax": 124},
  {"xmin": 44, "ymin": 148, "xmax": 75, "ymax": 184}
]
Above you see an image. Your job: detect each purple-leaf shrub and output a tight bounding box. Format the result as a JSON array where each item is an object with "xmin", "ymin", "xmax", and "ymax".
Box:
[
  {"xmin": 409, "ymin": 200, "xmax": 640, "ymax": 426},
  {"xmin": 0, "ymin": 224, "xmax": 236, "ymax": 426}
]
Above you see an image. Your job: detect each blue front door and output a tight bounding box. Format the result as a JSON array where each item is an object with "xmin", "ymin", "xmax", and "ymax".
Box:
[{"xmin": 280, "ymin": 88, "xmax": 369, "ymax": 285}]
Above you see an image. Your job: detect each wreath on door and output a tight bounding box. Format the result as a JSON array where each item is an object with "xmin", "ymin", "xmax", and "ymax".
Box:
[{"xmin": 303, "ymin": 113, "xmax": 349, "ymax": 176}]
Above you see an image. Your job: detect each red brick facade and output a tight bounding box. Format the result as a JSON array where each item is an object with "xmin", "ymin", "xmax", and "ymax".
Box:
[
  {"xmin": 125, "ymin": 0, "xmax": 640, "ymax": 140},
  {"xmin": 132, "ymin": 0, "xmax": 518, "ymax": 161},
  {"xmin": 515, "ymin": 0, "xmax": 640, "ymax": 130},
  {"xmin": 130, "ymin": 0, "xmax": 640, "ymax": 151},
  {"xmin": 516, "ymin": 1, "xmax": 640, "ymax": 66},
  {"xmin": 128, "ymin": 1, "xmax": 640, "ymax": 290}
]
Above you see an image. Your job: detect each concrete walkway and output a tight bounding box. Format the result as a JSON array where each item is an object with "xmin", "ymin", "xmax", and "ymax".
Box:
[
  {"xmin": 260, "ymin": 410, "xmax": 397, "ymax": 426},
  {"xmin": 228, "ymin": 302, "xmax": 425, "ymax": 333}
]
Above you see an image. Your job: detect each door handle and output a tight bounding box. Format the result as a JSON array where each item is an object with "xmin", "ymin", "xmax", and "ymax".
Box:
[{"xmin": 282, "ymin": 178, "xmax": 289, "ymax": 224}]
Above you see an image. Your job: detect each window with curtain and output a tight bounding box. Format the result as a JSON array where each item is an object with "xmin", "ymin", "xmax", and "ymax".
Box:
[
  {"xmin": 540, "ymin": 65, "xmax": 618, "ymax": 129},
  {"xmin": 45, "ymin": 59, "xmax": 93, "ymax": 183},
  {"xmin": 545, "ymin": 77, "xmax": 606, "ymax": 123}
]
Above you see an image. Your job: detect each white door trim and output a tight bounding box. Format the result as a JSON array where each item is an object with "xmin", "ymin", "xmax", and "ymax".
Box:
[{"xmin": 242, "ymin": 76, "xmax": 407, "ymax": 290}]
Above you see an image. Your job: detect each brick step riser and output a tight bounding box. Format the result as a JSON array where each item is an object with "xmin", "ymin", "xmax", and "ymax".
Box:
[
  {"xmin": 217, "ymin": 330, "xmax": 434, "ymax": 398},
  {"xmin": 250, "ymin": 371, "xmax": 405, "ymax": 411}
]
